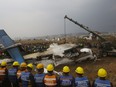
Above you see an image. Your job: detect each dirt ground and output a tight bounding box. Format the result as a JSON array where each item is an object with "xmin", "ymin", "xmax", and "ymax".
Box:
[{"xmin": 55, "ymin": 57, "xmax": 116, "ymax": 86}]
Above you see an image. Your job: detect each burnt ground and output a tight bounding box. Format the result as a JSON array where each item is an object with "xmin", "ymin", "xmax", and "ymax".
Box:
[{"xmin": 55, "ymin": 57, "xmax": 116, "ymax": 86}]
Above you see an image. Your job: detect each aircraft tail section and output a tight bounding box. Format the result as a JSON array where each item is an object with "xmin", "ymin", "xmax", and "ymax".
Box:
[{"xmin": 0, "ymin": 30, "xmax": 24, "ymax": 63}]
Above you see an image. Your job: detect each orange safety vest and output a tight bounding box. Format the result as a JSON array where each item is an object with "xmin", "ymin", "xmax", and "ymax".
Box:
[
  {"xmin": 17, "ymin": 70, "xmax": 22, "ymax": 79},
  {"xmin": 44, "ymin": 74, "xmax": 57, "ymax": 87},
  {"xmin": 17, "ymin": 69, "xmax": 26, "ymax": 79},
  {"xmin": 0, "ymin": 67, "xmax": 6, "ymax": 81}
]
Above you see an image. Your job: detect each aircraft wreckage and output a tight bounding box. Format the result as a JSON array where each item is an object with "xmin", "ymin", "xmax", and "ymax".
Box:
[
  {"xmin": 0, "ymin": 42, "xmax": 97, "ymax": 67},
  {"xmin": 0, "ymin": 28, "xmax": 98, "ymax": 67},
  {"xmin": 23, "ymin": 43, "xmax": 97, "ymax": 66}
]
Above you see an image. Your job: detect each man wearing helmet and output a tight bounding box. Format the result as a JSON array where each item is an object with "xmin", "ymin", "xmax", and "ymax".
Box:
[
  {"xmin": 20, "ymin": 63, "xmax": 35, "ymax": 87},
  {"xmin": 75, "ymin": 66, "xmax": 91, "ymax": 87},
  {"xmin": 44, "ymin": 64, "xmax": 59, "ymax": 87},
  {"xmin": 92, "ymin": 68, "xmax": 113, "ymax": 87},
  {"xmin": 59, "ymin": 66, "xmax": 74, "ymax": 87},
  {"xmin": 17, "ymin": 62, "xmax": 27, "ymax": 87},
  {"xmin": 34, "ymin": 63, "xmax": 45, "ymax": 87},
  {"xmin": 8, "ymin": 61, "xmax": 20, "ymax": 87},
  {"xmin": 0, "ymin": 61, "xmax": 11, "ymax": 87},
  {"xmin": 17, "ymin": 62, "xmax": 27, "ymax": 79}
]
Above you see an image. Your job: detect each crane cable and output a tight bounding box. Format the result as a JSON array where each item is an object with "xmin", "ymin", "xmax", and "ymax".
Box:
[{"xmin": 64, "ymin": 18, "xmax": 66, "ymax": 43}]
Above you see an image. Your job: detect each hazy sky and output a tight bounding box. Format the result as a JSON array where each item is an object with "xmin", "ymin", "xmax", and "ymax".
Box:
[{"xmin": 0, "ymin": 0, "xmax": 116, "ymax": 39}]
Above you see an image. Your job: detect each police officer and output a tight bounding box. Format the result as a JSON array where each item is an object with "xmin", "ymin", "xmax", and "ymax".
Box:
[
  {"xmin": 44, "ymin": 64, "xmax": 58, "ymax": 87},
  {"xmin": 75, "ymin": 66, "xmax": 91, "ymax": 87},
  {"xmin": 92, "ymin": 68, "xmax": 113, "ymax": 87},
  {"xmin": 20, "ymin": 63, "xmax": 35, "ymax": 87},
  {"xmin": 0, "ymin": 61, "xmax": 11, "ymax": 87},
  {"xmin": 34, "ymin": 63, "xmax": 45, "ymax": 87},
  {"xmin": 59, "ymin": 66, "xmax": 74, "ymax": 87},
  {"xmin": 8, "ymin": 61, "xmax": 19, "ymax": 87},
  {"xmin": 17, "ymin": 62, "xmax": 27, "ymax": 79}
]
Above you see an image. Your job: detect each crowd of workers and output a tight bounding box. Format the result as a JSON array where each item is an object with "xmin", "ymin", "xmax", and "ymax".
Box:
[{"xmin": 0, "ymin": 61, "xmax": 113, "ymax": 87}]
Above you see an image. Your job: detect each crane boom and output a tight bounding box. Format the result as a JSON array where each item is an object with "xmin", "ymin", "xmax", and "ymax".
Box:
[{"xmin": 64, "ymin": 15, "xmax": 106, "ymax": 41}]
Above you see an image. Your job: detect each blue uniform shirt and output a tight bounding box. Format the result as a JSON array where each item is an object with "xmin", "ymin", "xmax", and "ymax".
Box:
[
  {"xmin": 21, "ymin": 71, "xmax": 30, "ymax": 87},
  {"xmin": 8, "ymin": 68, "xmax": 18, "ymax": 83},
  {"xmin": 75, "ymin": 76, "xmax": 89, "ymax": 87},
  {"xmin": 94, "ymin": 78, "xmax": 111, "ymax": 87},
  {"xmin": 34, "ymin": 73, "xmax": 45, "ymax": 87},
  {"xmin": 59, "ymin": 75, "xmax": 74, "ymax": 87},
  {"xmin": 20, "ymin": 71, "xmax": 35, "ymax": 87}
]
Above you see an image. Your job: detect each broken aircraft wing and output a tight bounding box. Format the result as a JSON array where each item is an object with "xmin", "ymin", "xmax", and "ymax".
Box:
[{"xmin": 0, "ymin": 30, "xmax": 24, "ymax": 63}]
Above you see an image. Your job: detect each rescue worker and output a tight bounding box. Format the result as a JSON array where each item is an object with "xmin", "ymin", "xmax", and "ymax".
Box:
[
  {"xmin": 59, "ymin": 66, "xmax": 74, "ymax": 87},
  {"xmin": 34, "ymin": 63, "xmax": 45, "ymax": 87},
  {"xmin": 8, "ymin": 61, "xmax": 19, "ymax": 87},
  {"xmin": 44, "ymin": 64, "xmax": 58, "ymax": 87},
  {"xmin": 17, "ymin": 62, "xmax": 27, "ymax": 87},
  {"xmin": 0, "ymin": 61, "xmax": 11, "ymax": 87},
  {"xmin": 17, "ymin": 62, "xmax": 27, "ymax": 79},
  {"xmin": 75, "ymin": 66, "xmax": 91, "ymax": 87},
  {"xmin": 20, "ymin": 63, "xmax": 35, "ymax": 87},
  {"xmin": 92, "ymin": 68, "xmax": 113, "ymax": 87}
]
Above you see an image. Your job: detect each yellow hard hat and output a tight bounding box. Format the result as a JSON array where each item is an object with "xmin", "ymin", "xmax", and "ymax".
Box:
[
  {"xmin": 75, "ymin": 66, "xmax": 84, "ymax": 74},
  {"xmin": 47, "ymin": 64, "xmax": 54, "ymax": 71},
  {"xmin": 98, "ymin": 68, "xmax": 107, "ymax": 77},
  {"xmin": 20, "ymin": 62, "xmax": 27, "ymax": 68},
  {"xmin": 36, "ymin": 63, "xmax": 44, "ymax": 69},
  {"xmin": 13, "ymin": 61, "xmax": 19, "ymax": 66},
  {"xmin": 27, "ymin": 63, "xmax": 33, "ymax": 69},
  {"xmin": 1, "ymin": 61, "xmax": 7, "ymax": 66},
  {"xmin": 63, "ymin": 66, "xmax": 70, "ymax": 73}
]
